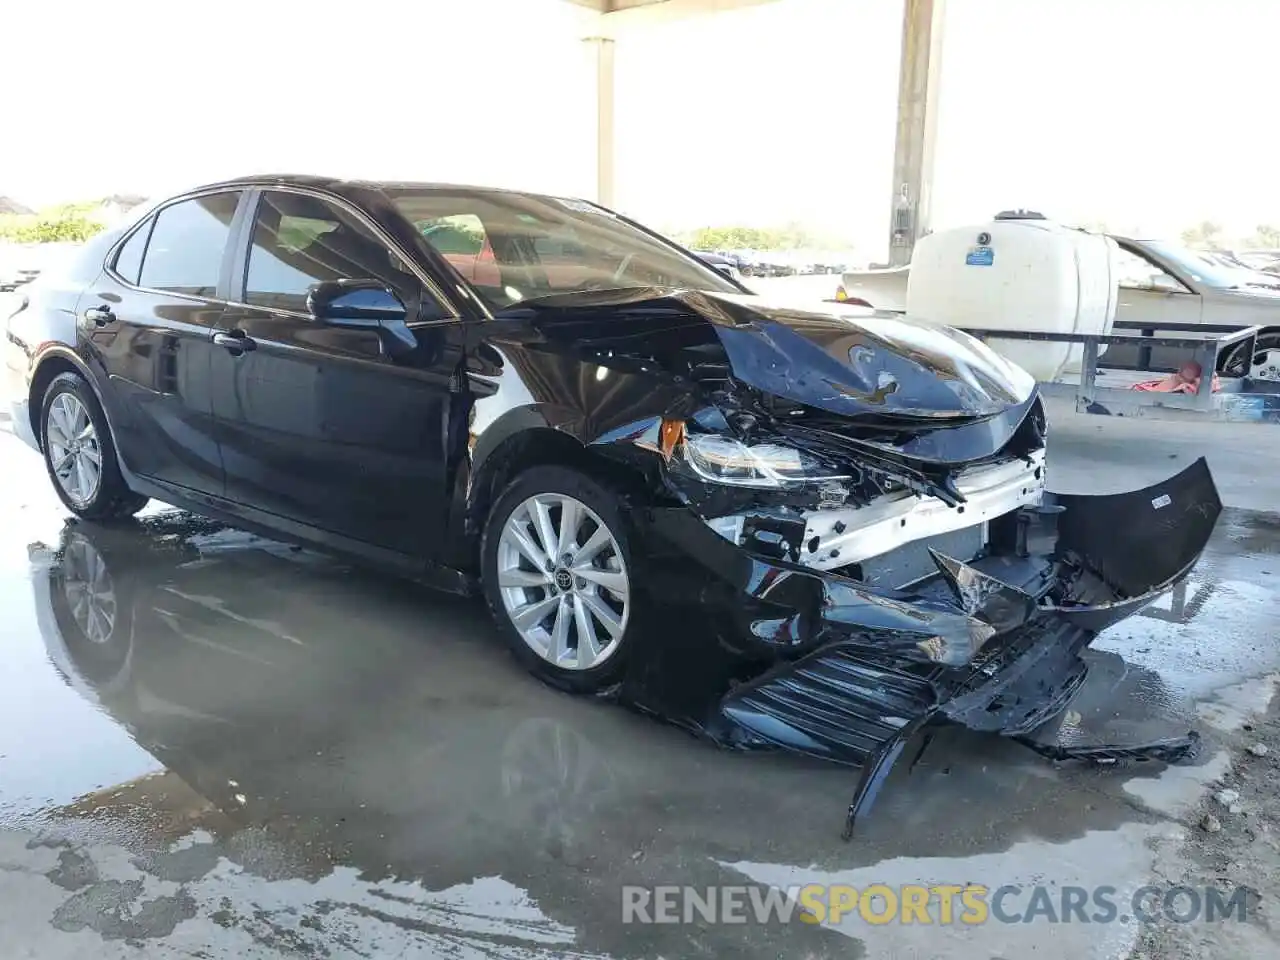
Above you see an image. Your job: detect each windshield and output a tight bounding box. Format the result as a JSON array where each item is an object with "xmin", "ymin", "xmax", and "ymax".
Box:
[
  {"xmin": 1141, "ymin": 240, "xmax": 1258, "ymax": 289},
  {"xmin": 384, "ymin": 188, "xmax": 741, "ymax": 310}
]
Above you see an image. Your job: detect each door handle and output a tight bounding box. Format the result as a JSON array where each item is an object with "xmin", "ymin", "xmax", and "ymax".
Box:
[
  {"xmin": 212, "ymin": 331, "xmax": 257, "ymax": 354},
  {"xmin": 83, "ymin": 305, "xmax": 115, "ymax": 326}
]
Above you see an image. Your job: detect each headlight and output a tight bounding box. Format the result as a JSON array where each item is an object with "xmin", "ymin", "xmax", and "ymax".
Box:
[{"xmin": 681, "ymin": 433, "xmax": 849, "ymax": 488}]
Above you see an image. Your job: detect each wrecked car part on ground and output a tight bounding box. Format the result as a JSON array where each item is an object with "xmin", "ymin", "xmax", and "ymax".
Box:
[
  {"xmin": 7, "ymin": 176, "xmax": 1221, "ymax": 839},
  {"xmin": 634, "ymin": 420, "xmax": 1218, "ymax": 836}
]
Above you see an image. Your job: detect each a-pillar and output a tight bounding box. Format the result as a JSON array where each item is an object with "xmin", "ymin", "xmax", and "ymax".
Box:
[{"xmin": 888, "ymin": 0, "xmax": 946, "ymax": 266}]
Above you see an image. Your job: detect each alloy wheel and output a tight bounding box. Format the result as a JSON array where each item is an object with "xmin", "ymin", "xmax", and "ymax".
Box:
[
  {"xmin": 46, "ymin": 393, "xmax": 102, "ymax": 506},
  {"xmin": 495, "ymin": 493, "xmax": 630, "ymax": 671},
  {"xmin": 61, "ymin": 536, "xmax": 117, "ymax": 645}
]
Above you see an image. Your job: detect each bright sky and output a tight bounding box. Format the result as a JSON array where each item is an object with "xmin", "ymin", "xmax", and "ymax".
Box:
[{"xmin": 2, "ymin": 0, "xmax": 1277, "ymax": 257}]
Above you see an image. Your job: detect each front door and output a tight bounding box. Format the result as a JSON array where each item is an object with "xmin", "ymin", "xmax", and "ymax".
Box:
[
  {"xmin": 80, "ymin": 191, "xmax": 242, "ymax": 497},
  {"xmin": 210, "ymin": 189, "xmax": 465, "ymax": 559}
]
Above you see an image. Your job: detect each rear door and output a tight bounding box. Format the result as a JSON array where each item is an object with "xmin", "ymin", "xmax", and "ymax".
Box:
[
  {"xmin": 80, "ymin": 191, "xmax": 243, "ymax": 496},
  {"xmin": 210, "ymin": 188, "xmax": 466, "ymax": 558}
]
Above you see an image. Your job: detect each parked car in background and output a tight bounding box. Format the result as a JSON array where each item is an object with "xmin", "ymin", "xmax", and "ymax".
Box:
[
  {"xmin": 742, "ymin": 251, "xmax": 794, "ymax": 277},
  {"xmin": 809, "ymin": 252, "xmax": 850, "ymax": 275},
  {"xmin": 782, "ymin": 252, "xmax": 816, "ymax": 275},
  {"xmin": 691, "ymin": 249, "xmax": 744, "ymax": 282},
  {"xmin": 836, "ymin": 235, "xmax": 1280, "ymax": 380},
  {"xmin": 1107, "ymin": 236, "xmax": 1280, "ymax": 377}
]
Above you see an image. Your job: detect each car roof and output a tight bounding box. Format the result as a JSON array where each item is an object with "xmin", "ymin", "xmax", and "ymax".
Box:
[{"xmin": 202, "ymin": 173, "xmax": 567, "ymax": 204}]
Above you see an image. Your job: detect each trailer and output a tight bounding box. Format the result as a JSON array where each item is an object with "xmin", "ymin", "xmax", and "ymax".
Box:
[
  {"xmin": 827, "ymin": 213, "xmax": 1280, "ymax": 421},
  {"xmin": 957, "ymin": 320, "xmax": 1280, "ymax": 423},
  {"xmin": 825, "ymin": 295, "xmax": 1280, "ymax": 423}
]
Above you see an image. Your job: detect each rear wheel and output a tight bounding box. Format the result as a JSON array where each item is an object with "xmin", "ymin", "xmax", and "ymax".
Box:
[
  {"xmin": 481, "ymin": 466, "xmax": 635, "ymax": 693},
  {"xmin": 40, "ymin": 372, "xmax": 148, "ymax": 520}
]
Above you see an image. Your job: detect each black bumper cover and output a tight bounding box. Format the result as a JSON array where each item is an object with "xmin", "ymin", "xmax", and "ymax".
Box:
[{"xmin": 643, "ymin": 457, "xmax": 1221, "ymax": 837}]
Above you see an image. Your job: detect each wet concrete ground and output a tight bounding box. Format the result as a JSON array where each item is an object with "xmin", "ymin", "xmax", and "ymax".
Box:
[{"xmin": 1, "ymin": 409, "xmax": 1278, "ymax": 958}]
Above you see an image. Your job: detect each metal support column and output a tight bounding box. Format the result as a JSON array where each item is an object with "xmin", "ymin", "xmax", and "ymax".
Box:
[
  {"xmin": 887, "ymin": 0, "xmax": 946, "ymax": 266},
  {"xmin": 584, "ymin": 36, "xmax": 617, "ymax": 208}
]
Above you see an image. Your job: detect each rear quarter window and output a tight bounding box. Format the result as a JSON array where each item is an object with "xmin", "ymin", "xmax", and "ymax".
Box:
[{"xmin": 110, "ymin": 221, "xmax": 152, "ymax": 285}]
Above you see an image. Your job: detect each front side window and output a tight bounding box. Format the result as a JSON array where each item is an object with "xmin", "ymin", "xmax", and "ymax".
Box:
[
  {"xmin": 390, "ymin": 189, "xmax": 740, "ymax": 310},
  {"xmin": 244, "ymin": 191, "xmax": 421, "ymax": 314},
  {"xmin": 418, "ymin": 213, "xmax": 498, "ymax": 287},
  {"xmin": 1114, "ymin": 247, "xmax": 1175, "ymax": 290},
  {"xmin": 138, "ymin": 192, "xmax": 241, "ymax": 297}
]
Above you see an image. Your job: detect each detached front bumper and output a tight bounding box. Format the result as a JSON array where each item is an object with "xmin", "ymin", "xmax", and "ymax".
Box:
[{"xmin": 644, "ymin": 457, "xmax": 1222, "ymax": 835}]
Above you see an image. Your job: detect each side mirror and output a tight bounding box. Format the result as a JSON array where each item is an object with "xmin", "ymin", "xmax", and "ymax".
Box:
[
  {"xmin": 307, "ymin": 279, "xmax": 407, "ymax": 324},
  {"xmin": 306, "ymin": 279, "xmax": 417, "ymax": 353}
]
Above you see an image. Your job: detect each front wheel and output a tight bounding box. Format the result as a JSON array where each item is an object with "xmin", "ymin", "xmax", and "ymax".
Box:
[
  {"xmin": 481, "ymin": 466, "xmax": 636, "ymax": 694},
  {"xmin": 40, "ymin": 372, "xmax": 148, "ymax": 520}
]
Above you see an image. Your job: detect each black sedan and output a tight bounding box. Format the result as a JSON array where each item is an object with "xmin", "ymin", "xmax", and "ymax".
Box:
[{"xmin": 4, "ymin": 175, "xmax": 1219, "ymax": 832}]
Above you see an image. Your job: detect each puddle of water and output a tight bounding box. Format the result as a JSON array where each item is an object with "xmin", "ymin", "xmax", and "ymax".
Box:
[
  {"xmin": 1095, "ymin": 519, "xmax": 1280, "ymax": 709},
  {"xmin": 3, "ymin": 426, "xmax": 1279, "ymax": 951},
  {"xmin": 722, "ymin": 825, "xmax": 1171, "ymax": 960},
  {"xmin": 1, "ymin": 826, "xmax": 616, "ymax": 959},
  {"xmin": 0, "ymin": 560, "xmax": 161, "ymax": 824}
]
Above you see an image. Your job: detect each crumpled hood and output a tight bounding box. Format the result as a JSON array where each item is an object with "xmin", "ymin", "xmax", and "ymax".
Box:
[{"xmin": 496, "ymin": 287, "xmax": 1036, "ymax": 420}]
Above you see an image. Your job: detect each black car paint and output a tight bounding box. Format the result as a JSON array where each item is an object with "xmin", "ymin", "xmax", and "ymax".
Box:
[{"xmin": 6, "ymin": 175, "xmax": 1221, "ymax": 832}]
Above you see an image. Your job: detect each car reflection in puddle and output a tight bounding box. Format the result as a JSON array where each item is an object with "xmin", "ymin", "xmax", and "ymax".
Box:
[{"xmin": 26, "ymin": 512, "xmax": 1231, "ymax": 857}]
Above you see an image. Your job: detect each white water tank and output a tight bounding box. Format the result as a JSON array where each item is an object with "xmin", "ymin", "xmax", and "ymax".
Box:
[{"xmin": 904, "ymin": 214, "xmax": 1119, "ymax": 382}]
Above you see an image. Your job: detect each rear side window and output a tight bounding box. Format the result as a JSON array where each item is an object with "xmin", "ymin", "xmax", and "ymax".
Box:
[
  {"xmin": 112, "ymin": 221, "xmax": 152, "ymax": 285},
  {"xmin": 138, "ymin": 192, "xmax": 241, "ymax": 297}
]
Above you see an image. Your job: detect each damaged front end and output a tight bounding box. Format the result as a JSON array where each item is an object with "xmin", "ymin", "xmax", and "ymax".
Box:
[
  {"xmin": 502, "ymin": 288, "xmax": 1221, "ymax": 837},
  {"xmin": 637, "ymin": 391, "xmax": 1220, "ymax": 839}
]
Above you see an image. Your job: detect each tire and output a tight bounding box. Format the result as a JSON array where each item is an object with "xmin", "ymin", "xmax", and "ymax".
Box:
[
  {"xmin": 40, "ymin": 372, "xmax": 148, "ymax": 521},
  {"xmin": 49, "ymin": 527, "xmax": 135, "ymax": 689},
  {"xmin": 481, "ymin": 465, "xmax": 637, "ymax": 694}
]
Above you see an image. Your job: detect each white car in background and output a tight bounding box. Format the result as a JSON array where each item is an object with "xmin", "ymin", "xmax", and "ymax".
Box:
[
  {"xmin": 836, "ymin": 236, "xmax": 1280, "ymax": 381},
  {"xmin": 1106, "ymin": 237, "xmax": 1280, "ymax": 379}
]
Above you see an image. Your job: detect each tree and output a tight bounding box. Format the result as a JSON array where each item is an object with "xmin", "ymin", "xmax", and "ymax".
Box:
[
  {"xmin": 681, "ymin": 223, "xmax": 847, "ymax": 252},
  {"xmin": 1248, "ymin": 224, "xmax": 1280, "ymax": 249},
  {"xmin": 0, "ymin": 200, "xmax": 109, "ymax": 243},
  {"xmin": 1180, "ymin": 221, "xmax": 1223, "ymax": 249}
]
